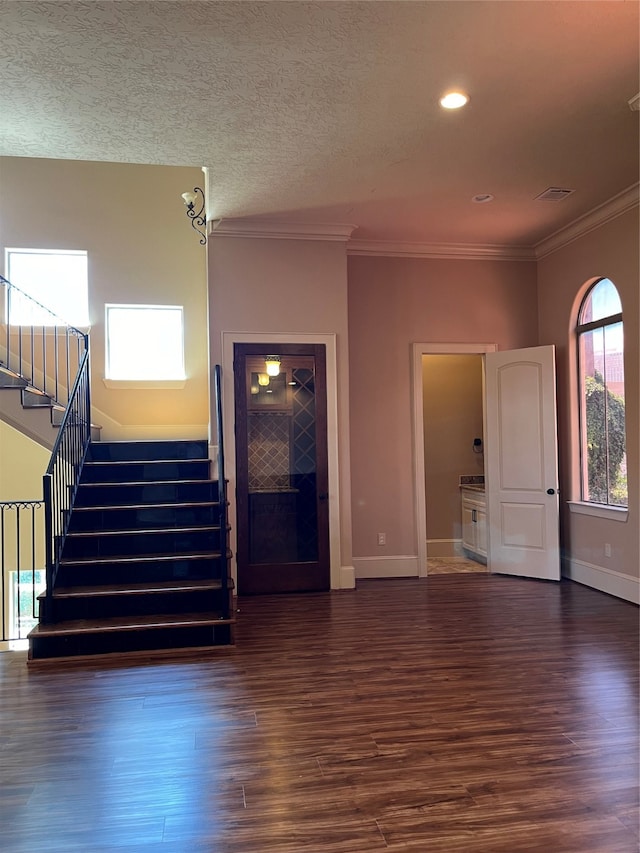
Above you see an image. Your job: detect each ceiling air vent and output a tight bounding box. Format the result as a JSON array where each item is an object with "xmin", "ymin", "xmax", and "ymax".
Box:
[{"xmin": 535, "ymin": 187, "xmax": 575, "ymax": 202}]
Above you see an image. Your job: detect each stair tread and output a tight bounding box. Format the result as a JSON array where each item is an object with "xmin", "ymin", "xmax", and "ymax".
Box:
[
  {"xmin": 78, "ymin": 479, "xmax": 216, "ymax": 487},
  {"xmin": 67, "ymin": 525, "xmax": 221, "ymax": 537},
  {"xmin": 60, "ymin": 549, "xmax": 229, "ymax": 566},
  {"xmin": 74, "ymin": 501, "xmax": 220, "ymax": 511},
  {"xmin": 51, "ymin": 578, "xmax": 229, "ymax": 597},
  {"xmin": 84, "ymin": 459, "xmax": 207, "ymax": 465},
  {"xmin": 92, "ymin": 440, "xmax": 207, "ymax": 446},
  {"xmin": 29, "ymin": 611, "xmax": 236, "ymax": 637}
]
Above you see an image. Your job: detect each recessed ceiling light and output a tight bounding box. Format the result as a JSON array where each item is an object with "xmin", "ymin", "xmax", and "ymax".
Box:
[
  {"xmin": 472, "ymin": 193, "xmax": 494, "ymax": 204},
  {"xmin": 440, "ymin": 92, "xmax": 469, "ymax": 110}
]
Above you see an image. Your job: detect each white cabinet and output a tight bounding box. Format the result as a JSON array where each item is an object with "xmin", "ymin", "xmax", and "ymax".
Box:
[{"xmin": 461, "ymin": 487, "xmax": 487, "ymax": 562}]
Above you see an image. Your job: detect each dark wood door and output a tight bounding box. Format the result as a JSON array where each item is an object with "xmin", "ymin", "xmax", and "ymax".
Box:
[{"xmin": 234, "ymin": 343, "xmax": 330, "ymax": 594}]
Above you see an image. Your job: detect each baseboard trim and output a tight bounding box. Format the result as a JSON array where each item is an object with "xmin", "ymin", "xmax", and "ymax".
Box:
[
  {"xmin": 354, "ymin": 555, "xmax": 419, "ymax": 579},
  {"xmin": 426, "ymin": 539, "xmax": 463, "ymax": 559},
  {"xmin": 339, "ymin": 564, "xmax": 356, "ymax": 589},
  {"xmin": 563, "ymin": 557, "xmax": 639, "ymax": 604}
]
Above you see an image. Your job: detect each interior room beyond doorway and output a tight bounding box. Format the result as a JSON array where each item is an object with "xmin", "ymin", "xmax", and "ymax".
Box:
[{"xmin": 423, "ymin": 353, "xmax": 487, "ymax": 575}]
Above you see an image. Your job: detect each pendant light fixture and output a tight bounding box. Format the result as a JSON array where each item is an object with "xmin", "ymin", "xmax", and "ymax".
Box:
[{"xmin": 265, "ymin": 356, "xmax": 281, "ymax": 377}]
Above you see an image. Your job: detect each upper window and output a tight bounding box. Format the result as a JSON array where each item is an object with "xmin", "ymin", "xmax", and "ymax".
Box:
[
  {"xmin": 105, "ymin": 304, "xmax": 185, "ymax": 381},
  {"xmin": 577, "ymin": 278, "xmax": 626, "ymax": 507},
  {"xmin": 5, "ymin": 248, "xmax": 89, "ymax": 327}
]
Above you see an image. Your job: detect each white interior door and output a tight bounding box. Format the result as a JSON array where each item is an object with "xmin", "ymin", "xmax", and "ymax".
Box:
[{"xmin": 485, "ymin": 345, "xmax": 560, "ymax": 581}]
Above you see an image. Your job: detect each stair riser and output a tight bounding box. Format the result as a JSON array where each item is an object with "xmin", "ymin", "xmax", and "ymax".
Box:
[
  {"xmin": 0, "ymin": 371, "xmax": 27, "ymax": 388},
  {"xmin": 74, "ymin": 481, "xmax": 220, "ymax": 506},
  {"xmin": 88, "ymin": 440, "xmax": 209, "ymax": 462},
  {"xmin": 63, "ymin": 529, "xmax": 222, "ymax": 559},
  {"xmin": 68, "ymin": 504, "xmax": 221, "ymax": 532},
  {"xmin": 29, "ymin": 623, "xmax": 234, "ymax": 660},
  {"xmin": 57, "ymin": 557, "xmax": 225, "ymax": 587},
  {"xmin": 82, "ymin": 460, "xmax": 211, "ymax": 483},
  {"xmin": 45, "ymin": 590, "xmax": 225, "ymax": 622},
  {"xmin": 22, "ymin": 389, "xmax": 53, "ymax": 408}
]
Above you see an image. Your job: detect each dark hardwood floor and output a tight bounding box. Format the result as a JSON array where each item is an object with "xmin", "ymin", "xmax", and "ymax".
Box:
[{"xmin": 1, "ymin": 575, "xmax": 638, "ymax": 852}]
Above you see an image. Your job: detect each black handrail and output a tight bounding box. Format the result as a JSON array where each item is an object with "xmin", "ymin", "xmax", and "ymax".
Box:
[
  {"xmin": 214, "ymin": 364, "xmax": 230, "ymax": 619},
  {"xmin": 42, "ymin": 348, "xmax": 91, "ymax": 622}
]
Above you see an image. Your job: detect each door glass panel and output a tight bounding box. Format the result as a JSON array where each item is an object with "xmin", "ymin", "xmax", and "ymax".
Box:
[{"xmin": 246, "ymin": 356, "xmax": 318, "ymax": 565}]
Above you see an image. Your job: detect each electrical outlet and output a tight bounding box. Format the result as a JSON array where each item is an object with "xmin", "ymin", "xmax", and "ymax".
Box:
[
  {"xmin": 377, "ymin": 532, "xmax": 386, "ymax": 546},
  {"xmin": 604, "ymin": 543, "xmax": 611, "ymax": 558}
]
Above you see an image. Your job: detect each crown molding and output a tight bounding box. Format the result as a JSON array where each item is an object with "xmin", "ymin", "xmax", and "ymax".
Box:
[
  {"xmin": 347, "ymin": 240, "xmax": 536, "ymax": 261},
  {"xmin": 534, "ymin": 183, "xmax": 640, "ymax": 259},
  {"xmin": 210, "ymin": 218, "xmax": 357, "ymax": 242},
  {"xmin": 209, "ymin": 184, "xmax": 639, "ymax": 258}
]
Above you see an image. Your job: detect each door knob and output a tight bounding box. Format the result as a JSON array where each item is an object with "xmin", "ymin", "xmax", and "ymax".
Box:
[{"xmin": 546, "ymin": 488, "xmax": 555, "ymax": 495}]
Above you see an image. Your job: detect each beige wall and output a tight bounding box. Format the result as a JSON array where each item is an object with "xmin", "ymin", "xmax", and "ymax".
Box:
[
  {"xmin": 0, "ymin": 158, "xmax": 209, "ymax": 440},
  {"xmin": 207, "ymin": 234, "xmax": 354, "ymax": 587},
  {"xmin": 537, "ymin": 207, "xmax": 639, "ymax": 588},
  {"xmin": 0, "ymin": 421, "xmax": 49, "ymax": 500},
  {"xmin": 0, "ymin": 423, "xmax": 47, "ymax": 621},
  {"xmin": 423, "ymin": 354, "xmax": 484, "ymax": 545},
  {"xmin": 348, "ymin": 256, "xmax": 538, "ymax": 561}
]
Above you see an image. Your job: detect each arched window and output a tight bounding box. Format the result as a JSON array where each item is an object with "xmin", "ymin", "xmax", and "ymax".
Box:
[{"xmin": 577, "ymin": 278, "xmax": 626, "ymax": 507}]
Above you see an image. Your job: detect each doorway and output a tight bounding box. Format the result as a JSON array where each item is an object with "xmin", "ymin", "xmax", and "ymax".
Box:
[
  {"xmin": 234, "ymin": 343, "xmax": 330, "ymax": 594},
  {"xmin": 413, "ymin": 342, "xmax": 560, "ymax": 582},
  {"xmin": 422, "ymin": 353, "xmax": 487, "ymax": 575},
  {"xmin": 412, "ymin": 342, "xmax": 497, "ymax": 576}
]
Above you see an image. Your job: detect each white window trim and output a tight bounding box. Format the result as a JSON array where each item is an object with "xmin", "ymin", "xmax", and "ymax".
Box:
[
  {"xmin": 576, "ymin": 278, "xmax": 627, "ymax": 510},
  {"xmin": 567, "ymin": 501, "xmax": 628, "ymax": 522},
  {"xmin": 105, "ymin": 303, "xmax": 186, "ymax": 382},
  {"xmin": 102, "ymin": 379, "xmax": 186, "ymax": 390}
]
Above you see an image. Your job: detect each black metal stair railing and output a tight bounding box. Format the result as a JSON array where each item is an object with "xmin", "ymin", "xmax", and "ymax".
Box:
[
  {"xmin": 0, "ymin": 274, "xmax": 88, "ymax": 409},
  {"xmin": 42, "ymin": 349, "xmax": 91, "ymax": 622},
  {"xmin": 214, "ymin": 364, "xmax": 230, "ymax": 619},
  {"xmin": 0, "ymin": 500, "xmax": 45, "ymax": 643},
  {"xmin": 0, "ymin": 274, "xmax": 91, "ymax": 624}
]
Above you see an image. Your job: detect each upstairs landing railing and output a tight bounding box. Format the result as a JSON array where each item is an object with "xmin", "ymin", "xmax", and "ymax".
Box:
[
  {"xmin": 0, "ymin": 275, "xmax": 91, "ymax": 624},
  {"xmin": 0, "ymin": 500, "xmax": 45, "ymax": 645}
]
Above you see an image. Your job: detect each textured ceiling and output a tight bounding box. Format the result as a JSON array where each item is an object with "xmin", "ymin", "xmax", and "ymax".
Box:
[{"xmin": 1, "ymin": 0, "xmax": 639, "ymax": 247}]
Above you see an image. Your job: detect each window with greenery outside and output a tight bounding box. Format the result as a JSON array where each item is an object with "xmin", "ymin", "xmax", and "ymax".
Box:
[{"xmin": 577, "ymin": 279, "xmax": 626, "ymax": 507}]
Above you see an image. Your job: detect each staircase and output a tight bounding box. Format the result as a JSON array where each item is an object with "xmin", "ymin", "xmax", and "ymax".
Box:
[
  {"xmin": 1, "ymin": 273, "xmax": 95, "ymax": 448},
  {"xmin": 1, "ymin": 275, "xmax": 234, "ymax": 663},
  {"xmin": 28, "ymin": 439, "xmax": 234, "ymax": 664},
  {"xmin": 0, "ymin": 363, "xmax": 100, "ymax": 447}
]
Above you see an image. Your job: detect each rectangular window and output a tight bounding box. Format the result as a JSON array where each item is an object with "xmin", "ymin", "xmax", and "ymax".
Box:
[
  {"xmin": 105, "ymin": 304, "xmax": 185, "ymax": 381},
  {"xmin": 5, "ymin": 248, "xmax": 89, "ymax": 327}
]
